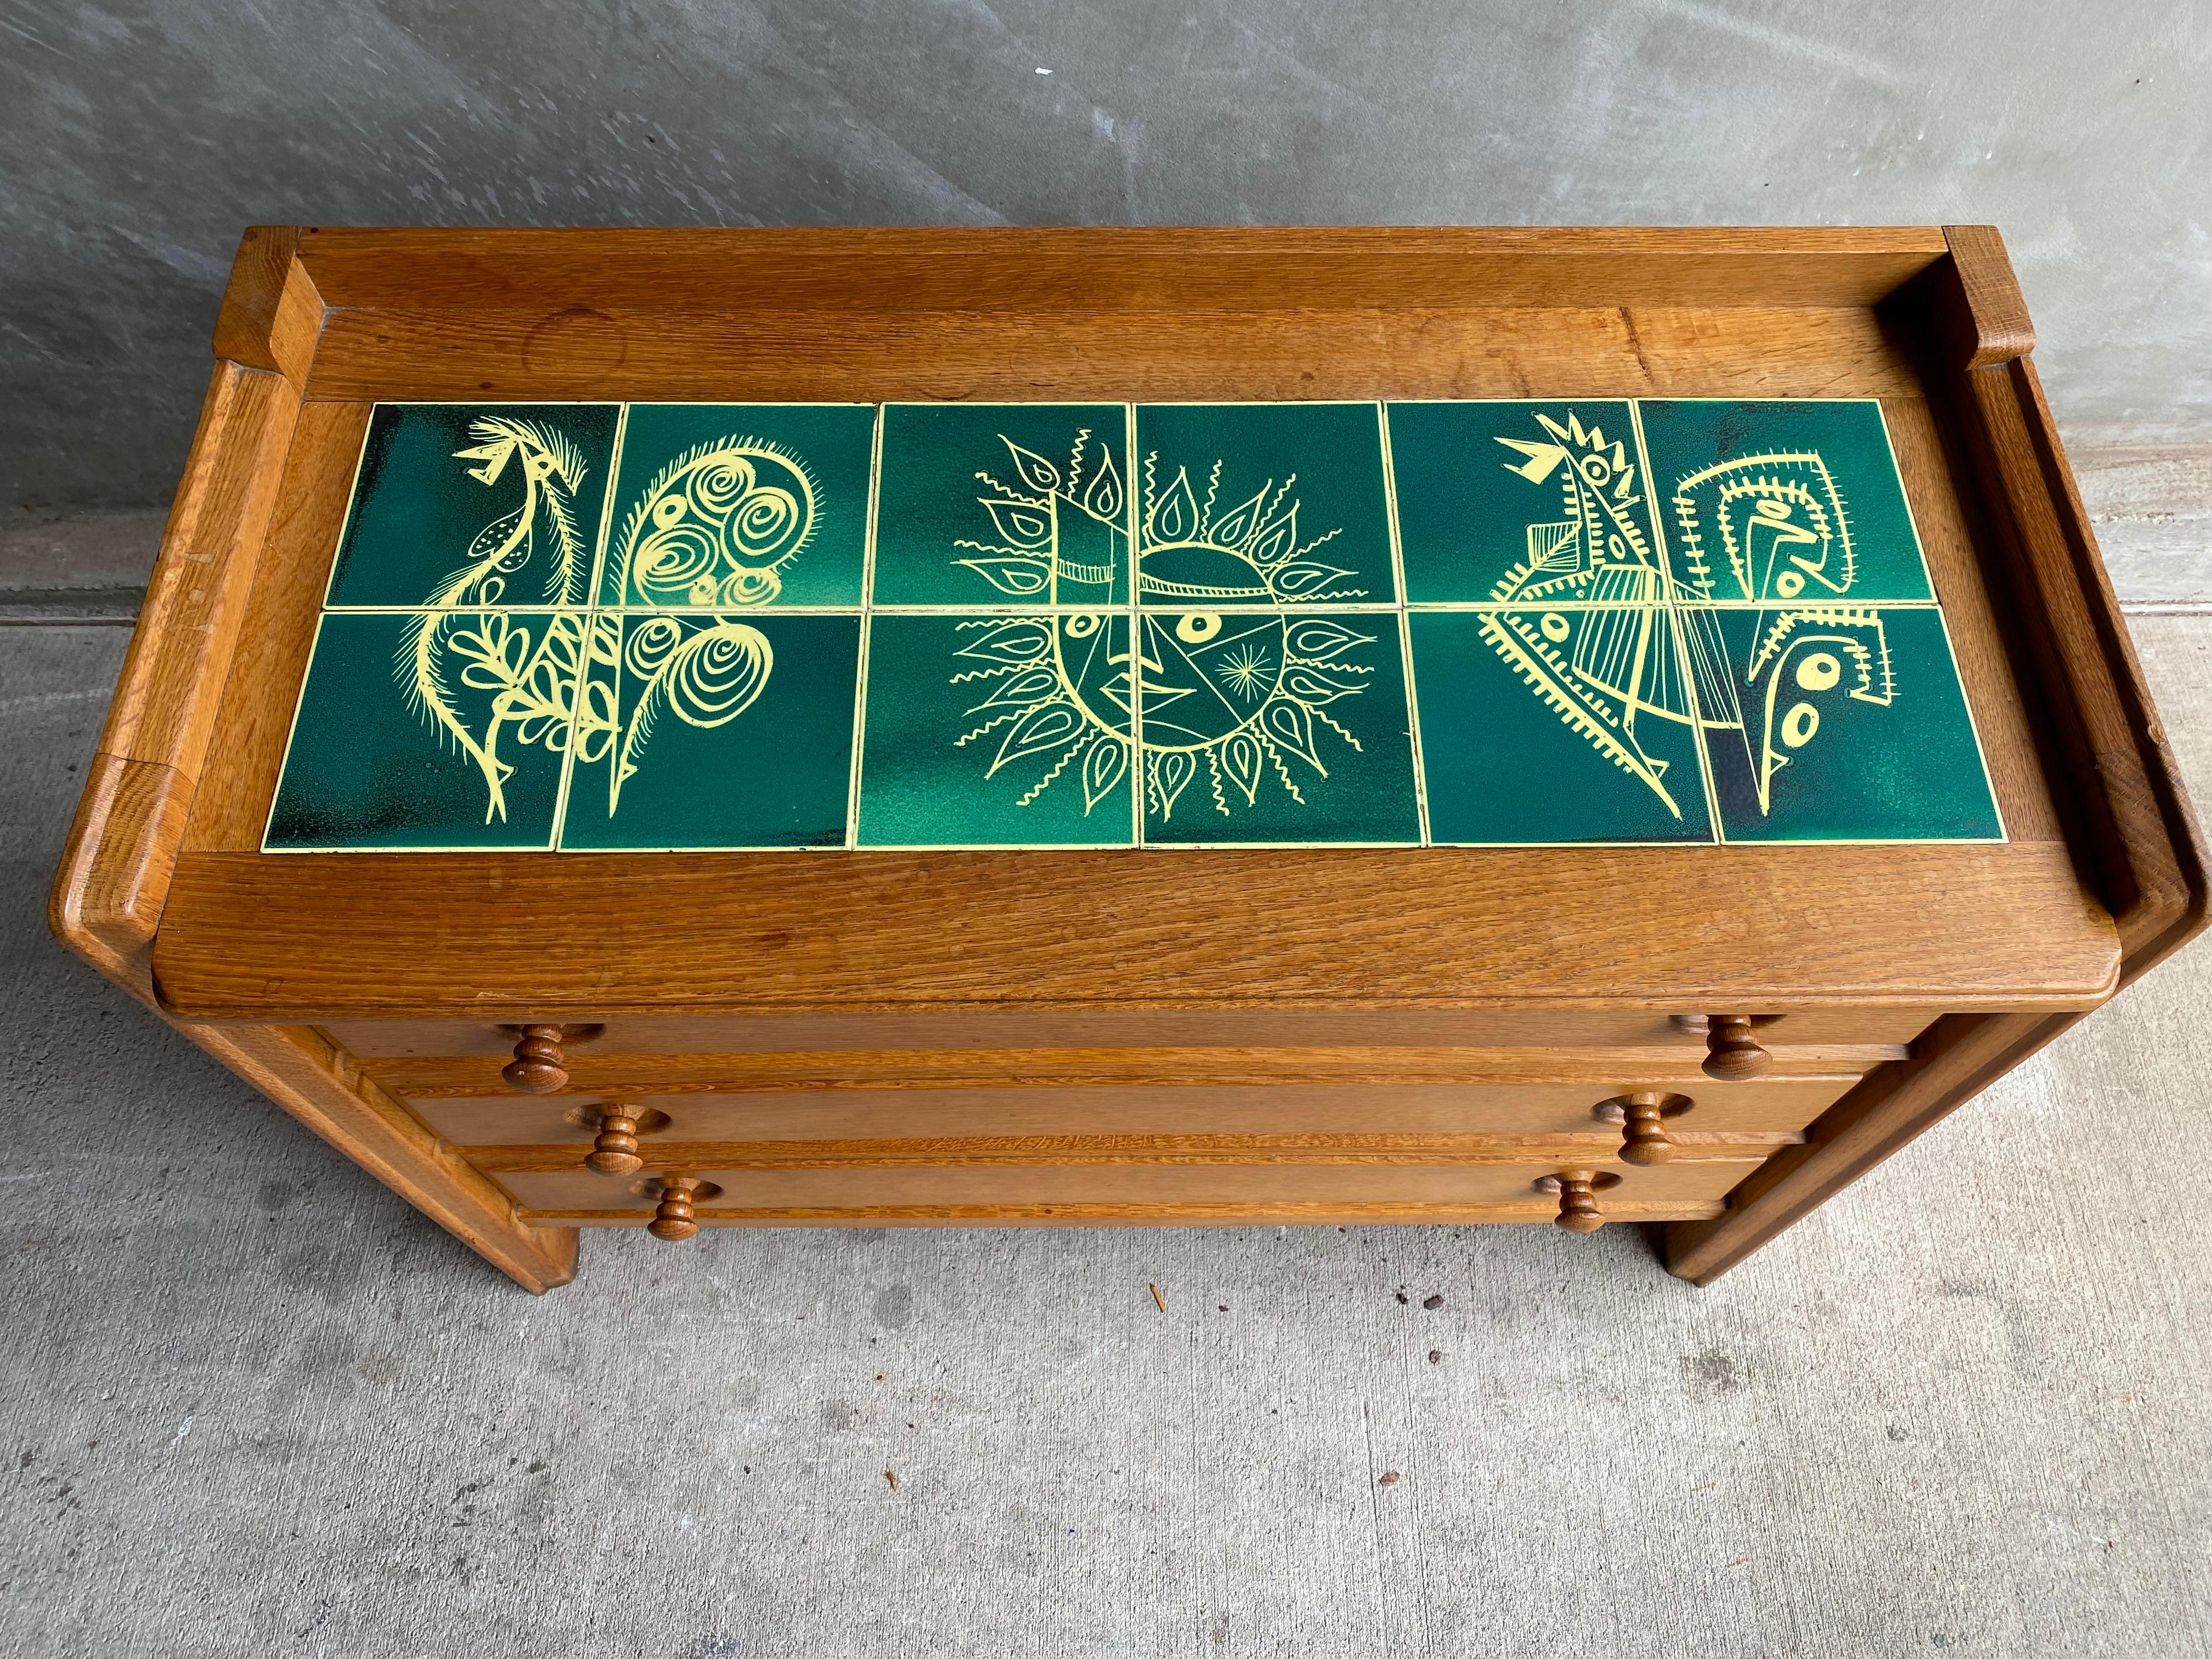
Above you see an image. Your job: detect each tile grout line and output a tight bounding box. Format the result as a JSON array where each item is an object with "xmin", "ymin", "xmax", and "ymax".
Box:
[
  {"xmin": 847, "ymin": 404, "xmax": 885, "ymax": 850},
  {"xmin": 552, "ymin": 401, "xmax": 629, "ymax": 851},
  {"xmin": 1127, "ymin": 402, "xmax": 1144, "ymax": 848},
  {"xmin": 1628, "ymin": 398, "xmax": 1726, "ymax": 845},
  {"xmin": 1376, "ymin": 401, "xmax": 1431, "ymax": 847}
]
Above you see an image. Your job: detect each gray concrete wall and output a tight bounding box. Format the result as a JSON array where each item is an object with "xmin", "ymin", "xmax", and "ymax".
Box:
[{"xmin": 5, "ymin": 1, "xmax": 2208, "ymax": 599}]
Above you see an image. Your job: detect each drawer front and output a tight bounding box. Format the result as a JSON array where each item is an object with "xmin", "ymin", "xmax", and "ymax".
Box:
[
  {"xmin": 498, "ymin": 1155, "xmax": 1759, "ymax": 1224},
  {"xmin": 326, "ymin": 1007, "xmax": 1935, "ymax": 1059},
  {"xmin": 365, "ymin": 1046, "xmax": 1888, "ymax": 1102},
  {"xmin": 417, "ymin": 1079, "xmax": 1857, "ymax": 1147}
]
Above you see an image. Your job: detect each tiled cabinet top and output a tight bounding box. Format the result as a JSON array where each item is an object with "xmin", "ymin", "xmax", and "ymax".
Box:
[{"xmin": 266, "ymin": 399, "xmax": 2004, "ymax": 853}]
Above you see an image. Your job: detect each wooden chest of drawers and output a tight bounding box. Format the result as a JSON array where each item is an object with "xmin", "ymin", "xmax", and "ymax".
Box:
[{"xmin": 52, "ymin": 225, "xmax": 2204, "ymax": 1291}]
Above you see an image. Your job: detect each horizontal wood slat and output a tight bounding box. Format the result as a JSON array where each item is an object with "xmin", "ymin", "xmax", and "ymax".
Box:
[{"xmin": 466, "ymin": 1132, "xmax": 1801, "ymax": 1173}]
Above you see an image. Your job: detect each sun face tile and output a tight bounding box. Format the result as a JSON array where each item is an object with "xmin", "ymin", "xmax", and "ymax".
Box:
[
  {"xmin": 1409, "ymin": 607, "xmax": 1717, "ymax": 845},
  {"xmin": 1386, "ymin": 400, "xmax": 1654, "ymax": 605},
  {"xmin": 856, "ymin": 611, "xmax": 1136, "ymax": 847},
  {"xmin": 1142, "ymin": 610, "xmax": 1419, "ymax": 845},
  {"xmin": 325, "ymin": 403, "xmax": 620, "ymax": 610},
  {"xmin": 557, "ymin": 612, "xmax": 860, "ymax": 850},
  {"xmin": 873, "ymin": 404, "xmax": 1132, "ymax": 607},
  {"xmin": 264, "ymin": 610, "xmax": 577, "ymax": 851},
  {"xmin": 1700, "ymin": 605, "xmax": 2002, "ymax": 842},
  {"xmin": 1135, "ymin": 403, "xmax": 1395, "ymax": 606},
  {"xmin": 1636, "ymin": 398, "xmax": 1934, "ymax": 603},
  {"xmin": 596, "ymin": 403, "xmax": 876, "ymax": 610}
]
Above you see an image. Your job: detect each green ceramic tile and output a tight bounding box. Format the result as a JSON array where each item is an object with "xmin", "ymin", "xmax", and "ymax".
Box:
[
  {"xmin": 559, "ymin": 612, "xmax": 860, "ymax": 850},
  {"xmin": 1701, "ymin": 605, "xmax": 2002, "ymax": 842},
  {"xmin": 265, "ymin": 610, "xmax": 577, "ymax": 850},
  {"xmin": 1410, "ymin": 608, "xmax": 1717, "ymax": 844},
  {"xmin": 856, "ymin": 612, "xmax": 1136, "ymax": 846},
  {"xmin": 873, "ymin": 404, "xmax": 1131, "ymax": 606},
  {"xmin": 1637, "ymin": 399, "xmax": 1933, "ymax": 603},
  {"xmin": 325, "ymin": 404, "xmax": 620, "ymax": 610},
  {"xmin": 1143, "ymin": 610, "xmax": 1419, "ymax": 845},
  {"xmin": 596, "ymin": 404, "xmax": 875, "ymax": 610},
  {"xmin": 1135, "ymin": 404, "xmax": 1394, "ymax": 606},
  {"xmin": 1386, "ymin": 400, "xmax": 1668, "ymax": 605}
]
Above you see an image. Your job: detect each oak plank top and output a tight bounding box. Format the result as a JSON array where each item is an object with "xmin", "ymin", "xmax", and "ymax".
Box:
[{"xmin": 147, "ymin": 226, "xmax": 2126, "ymax": 1023}]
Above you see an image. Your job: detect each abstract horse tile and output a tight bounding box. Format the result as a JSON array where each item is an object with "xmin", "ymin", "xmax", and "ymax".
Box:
[
  {"xmin": 558, "ymin": 612, "xmax": 861, "ymax": 850},
  {"xmin": 1636, "ymin": 398, "xmax": 1934, "ymax": 603},
  {"xmin": 873, "ymin": 404, "xmax": 1132, "ymax": 607},
  {"xmin": 1700, "ymin": 604, "xmax": 2002, "ymax": 842},
  {"xmin": 1135, "ymin": 403, "xmax": 1396, "ymax": 606},
  {"xmin": 595, "ymin": 403, "xmax": 876, "ymax": 610},
  {"xmin": 325, "ymin": 403, "xmax": 621, "ymax": 610},
  {"xmin": 265, "ymin": 609, "xmax": 575, "ymax": 851},
  {"xmin": 1141, "ymin": 610, "xmax": 1420, "ymax": 846},
  {"xmin": 1410, "ymin": 607, "xmax": 1717, "ymax": 845},
  {"xmin": 1386, "ymin": 400, "xmax": 1649, "ymax": 605},
  {"xmin": 855, "ymin": 611, "xmax": 1137, "ymax": 847}
]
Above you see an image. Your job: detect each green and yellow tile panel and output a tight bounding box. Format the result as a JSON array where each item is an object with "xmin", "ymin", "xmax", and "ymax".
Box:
[{"xmin": 264, "ymin": 397, "xmax": 2005, "ymax": 852}]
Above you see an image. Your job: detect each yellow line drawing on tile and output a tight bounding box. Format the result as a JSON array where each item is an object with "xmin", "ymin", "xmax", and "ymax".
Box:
[
  {"xmin": 398, "ymin": 417, "xmax": 594, "ymax": 822},
  {"xmin": 1483, "ymin": 410, "xmax": 1742, "ymax": 820},
  {"xmin": 1485, "ymin": 408, "xmax": 1906, "ymax": 822},
  {"xmin": 608, "ymin": 438, "xmax": 817, "ymax": 607},
  {"xmin": 952, "ymin": 433, "xmax": 1379, "ymax": 822},
  {"xmin": 574, "ymin": 613, "xmax": 775, "ymax": 815}
]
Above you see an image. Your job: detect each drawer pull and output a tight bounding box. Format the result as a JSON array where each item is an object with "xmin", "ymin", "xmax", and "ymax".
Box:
[
  {"xmin": 501, "ymin": 1025, "xmax": 567, "ymax": 1093},
  {"xmin": 583, "ymin": 1105, "xmax": 671, "ymax": 1176},
  {"xmin": 641, "ymin": 1174, "xmax": 721, "ymax": 1242},
  {"xmin": 1536, "ymin": 1169, "xmax": 1621, "ymax": 1232},
  {"xmin": 1593, "ymin": 1091, "xmax": 1694, "ymax": 1164},
  {"xmin": 497, "ymin": 1023, "xmax": 603, "ymax": 1094},
  {"xmin": 1672, "ymin": 1013, "xmax": 1776, "ymax": 1081}
]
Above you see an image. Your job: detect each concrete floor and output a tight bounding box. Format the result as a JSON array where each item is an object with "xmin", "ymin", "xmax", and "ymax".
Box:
[{"xmin": 2, "ymin": 615, "xmax": 2208, "ymax": 1659}]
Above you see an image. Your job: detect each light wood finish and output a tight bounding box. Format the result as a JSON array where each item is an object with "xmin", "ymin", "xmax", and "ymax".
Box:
[
  {"xmin": 585, "ymin": 1107, "xmax": 647, "ymax": 1177},
  {"xmin": 1594, "ymin": 1091, "xmax": 1696, "ymax": 1166},
  {"xmin": 319, "ymin": 1007, "xmax": 1937, "ymax": 1057},
  {"xmin": 532, "ymin": 1199, "xmax": 1725, "ymax": 1230},
  {"xmin": 51, "ymin": 224, "xmax": 2203, "ymax": 1285},
  {"xmin": 467, "ymin": 1133, "xmax": 1798, "ymax": 1175},
  {"xmin": 152, "ymin": 843, "xmax": 2115, "ymax": 1023},
  {"xmin": 408, "ymin": 1078, "xmax": 1858, "ymax": 1147},
  {"xmin": 1668, "ymin": 226, "xmax": 2208, "ymax": 1282},
  {"xmin": 363, "ymin": 1045, "xmax": 1879, "ymax": 1101},
  {"xmin": 500, "ymin": 1154, "xmax": 1758, "ymax": 1216},
  {"xmin": 1536, "ymin": 1170, "xmax": 1623, "ymax": 1232},
  {"xmin": 646, "ymin": 1176, "xmax": 714, "ymax": 1242},
  {"xmin": 46, "ymin": 229, "xmax": 575, "ymax": 1292}
]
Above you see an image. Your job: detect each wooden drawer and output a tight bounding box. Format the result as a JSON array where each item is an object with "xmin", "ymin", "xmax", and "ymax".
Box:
[
  {"xmin": 416, "ymin": 1078, "xmax": 1858, "ymax": 1146},
  {"xmin": 326, "ymin": 1008, "xmax": 1934, "ymax": 1059},
  {"xmin": 498, "ymin": 1154, "xmax": 1761, "ymax": 1227},
  {"xmin": 363, "ymin": 1044, "xmax": 1892, "ymax": 1105}
]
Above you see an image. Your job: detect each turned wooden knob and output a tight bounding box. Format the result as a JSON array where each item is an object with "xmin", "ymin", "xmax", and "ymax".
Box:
[
  {"xmin": 502, "ymin": 1025, "xmax": 568, "ymax": 1094},
  {"xmin": 1674, "ymin": 1013, "xmax": 1774, "ymax": 1081},
  {"xmin": 586, "ymin": 1105, "xmax": 644, "ymax": 1176},
  {"xmin": 1594, "ymin": 1091, "xmax": 1695, "ymax": 1165},
  {"xmin": 647, "ymin": 1175, "xmax": 713, "ymax": 1242},
  {"xmin": 1703, "ymin": 1015, "xmax": 1771, "ymax": 1081},
  {"xmin": 1535, "ymin": 1169, "xmax": 1622, "ymax": 1232}
]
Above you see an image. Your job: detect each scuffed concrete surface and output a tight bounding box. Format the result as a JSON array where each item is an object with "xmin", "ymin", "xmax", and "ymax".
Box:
[
  {"xmin": 3, "ymin": 2, "xmax": 2210, "ymax": 589},
  {"xmin": 1, "ymin": 619, "xmax": 2209, "ymax": 1655}
]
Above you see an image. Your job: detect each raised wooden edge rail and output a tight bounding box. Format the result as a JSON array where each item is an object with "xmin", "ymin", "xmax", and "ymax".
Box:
[
  {"xmin": 44, "ymin": 224, "xmax": 2206, "ymax": 1294},
  {"xmin": 45, "ymin": 226, "xmax": 575, "ymax": 1294},
  {"xmin": 1665, "ymin": 225, "xmax": 2210, "ymax": 1282}
]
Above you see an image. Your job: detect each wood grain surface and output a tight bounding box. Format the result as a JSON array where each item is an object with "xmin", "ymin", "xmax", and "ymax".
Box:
[{"xmin": 50, "ymin": 224, "xmax": 2204, "ymax": 1288}]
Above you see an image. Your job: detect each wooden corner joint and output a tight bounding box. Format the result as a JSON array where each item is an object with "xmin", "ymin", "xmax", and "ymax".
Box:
[
  {"xmin": 48, "ymin": 752, "xmax": 196, "ymax": 1005},
  {"xmin": 212, "ymin": 225, "xmax": 323, "ymax": 387},
  {"xmin": 1941, "ymin": 224, "xmax": 2035, "ymax": 370}
]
